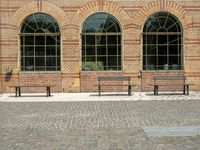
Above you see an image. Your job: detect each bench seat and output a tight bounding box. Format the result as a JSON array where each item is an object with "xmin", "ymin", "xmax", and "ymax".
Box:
[{"xmin": 9, "ymin": 85, "xmax": 54, "ymax": 97}]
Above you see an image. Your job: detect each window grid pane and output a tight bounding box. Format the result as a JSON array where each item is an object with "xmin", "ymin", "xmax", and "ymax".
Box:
[
  {"xmin": 20, "ymin": 13, "xmax": 60, "ymax": 71},
  {"xmin": 81, "ymin": 13, "xmax": 121, "ymax": 71},
  {"xmin": 143, "ymin": 12, "xmax": 183, "ymax": 70}
]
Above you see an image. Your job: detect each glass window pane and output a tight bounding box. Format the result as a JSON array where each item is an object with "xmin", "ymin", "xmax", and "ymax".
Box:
[
  {"xmin": 46, "ymin": 24, "xmax": 56, "ymax": 33},
  {"xmin": 27, "ymin": 18, "xmax": 37, "ymax": 30},
  {"xmin": 82, "ymin": 46, "xmax": 85, "ymax": 56},
  {"xmin": 21, "ymin": 57, "xmax": 24, "ymax": 71},
  {"xmin": 107, "ymin": 35, "xmax": 117, "ymax": 45},
  {"xmin": 143, "ymin": 35, "xmax": 147, "ymax": 44},
  {"xmin": 118, "ymin": 46, "xmax": 121, "ymax": 55},
  {"xmin": 169, "ymin": 56, "xmax": 178, "ymax": 66},
  {"xmin": 46, "ymin": 57, "xmax": 56, "ymax": 67},
  {"xmin": 57, "ymin": 36, "xmax": 60, "ymax": 45},
  {"xmin": 97, "ymin": 57, "xmax": 106, "ymax": 70},
  {"xmin": 57, "ymin": 46, "xmax": 60, "ymax": 56},
  {"xmin": 158, "ymin": 45, "xmax": 167, "ymax": 55},
  {"xmin": 118, "ymin": 56, "xmax": 121, "ymax": 66},
  {"xmin": 143, "ymin": 56, "xmax": 146, "ymax": 70},
  {"xmin": 146, "ymin": 56, "xmax": 157, "ymax": 70},
  {"xmin": 46, "ymin": 46, "xmax": 56, "ymax": 56},
  {"xmin": 86, "ymin": 36, "xmax": 95, "ymax": 45},
  {"xmin": 35, "ymin": 14, "xmax": 45, "ymax": 28},
  {"xmin": 82, "ymin": 36, "xmax": 85, "ymax": 45},
  {"xmin": 143, "ymin": 45, "xmax": 147, "ymax": 55},
  {"xmin": 147, "ymin": 35, "xmax": 157, "ymax": 44},
  {"xmin": 96, "ymin": 36, "xmax": 106, "ymax": 45},
  {"xmin": 25, "ymin": 57, "xmax": 34, "ymax": 71},
  {"xmin": 35, "ymin": 46, "xmax": 45, "ymax": 56},
  {"xmin": 97, "ymin": 46, "xmax": 106, "ymax": 55},
  {"xmin": 20, "ymin": 36, "xmax": 24, "ymax": 45},
  {"xmin": 84, "ymin": 57, "xmax": 96, "ymax": 71},
  {"xmin": 20, "ymin": 46, "xmax": 24, "ymax": 56},
  {"xmin": 86, "ymin": 46, "xmax": 95, "ymax": 56},
  {"xmin": 54, "ymin": 23, "xmax": 60, "ymax": 33},
  {"xmin": 35, "ymin": 36, "xmax": 45, "ymax": 45},
  {"xmin": 46, "ymin": 36, "xmax": 56, "ymax": 45},
  {"xmin": 169, "ymin": 35, "xmax": 178, "ymax": 44},
  {"xmin": 82, "ymin": 24, "xmax": 96, "ymax": 33},
  {"xmin": 25, "ymin": 46, "xmax": 34, "ymax": 56},
  {"xmin": 86, "ymin": 57, "xmax": 95, "ymax": 62},
  {"xmin": 118, "ymin": 35, "xmax": 121, "ymax": 44},
  {"xmin": 158, "ymin": 56, "xmax": 167, "ymax": 70},
  {"xmin": 147, "ymin": 45, "xmax": 157, "ymax": 55},
  {"xmin": 158, "ymin": 35, "xmax": 167, "ymax": 44},
  {"xmin": 25, "ymin": 36, "xmax": 34, "ymax": 45},
  {"xmin": 158, "ymin": 16, "xmax": 167, "ymax": 28},
  {"xmin": 35, "ymin": 57, "xmax": 45, "ymax": 70},
  {"xmin": 108, "ymin": 56, "xmax": 117, "ymax": 66},
  {"xmin": 107, "ymin": 24, "xmax": 118, "ymax": 32},
  {"xmin": 169, "ymin": 45, "xmax": 178, "ymax": 55},
  {"xmin": 57, "ymin": 57, "xmax": 61, "ymax": 68},
  {"xmin": 108, "ymin": 46, "xmax": 117, "ymax": 55}
]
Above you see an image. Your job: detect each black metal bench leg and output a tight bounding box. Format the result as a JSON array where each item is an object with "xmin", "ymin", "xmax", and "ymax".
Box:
[
  {"xmin": 128, "ymin": 85, "xmax": 131, "ymax": 96},
  {"xmin": 15, "ymin": 87, "xmax": 18, "ymax": 97},
  {"xmin": 154, "ymin": 85, "xmax": 158, "ymax": 95},
  {"xmin": 19, "ymin": 87, "xmax": 21, "ymax": 97},
  {"xmin": 183, "ymin": 85, "xmax": 185, "ymax": 95},
  {"xmin": 46, "ymin": 87, "xmax": 50, "ymax": 97},
  {"xmin": 98, "ymin": 85, "xmax": 101, "ymax": 96},
  {"xmin": 49, "ymin": 87, "xmax": 51, "ymax": 96},
  {"xmin": 187, "ymin": 85, "xmax": 189, "ymax": 95}
]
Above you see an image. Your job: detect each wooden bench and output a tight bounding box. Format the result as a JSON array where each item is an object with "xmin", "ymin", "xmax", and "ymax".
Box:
[
  {"xmin": 97, "ymin": 76, "xmax": 136, "ymax": 96},
  {"xmin": 152, "ymin": 76, "xmax": 193, "ymax": 95},
  {"xmin": 9, "ymin": 85, "xmax": 53, "ymax": 97}
]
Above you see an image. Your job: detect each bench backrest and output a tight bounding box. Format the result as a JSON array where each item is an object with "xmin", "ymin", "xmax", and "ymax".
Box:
[
  {"xmin": 154, "ymin": 76, "xmax": 185, "ymax": 80},
  {"xmin": 153, "ymin": 76, "xmax": 186, "ymax": 85},
  {"xmin": 98, "ymin": 76, "xmax": 131, "ymax": 85},
  {"xmin": 98, "ymin": 76, "xmax": 130, "ymax": 81}
]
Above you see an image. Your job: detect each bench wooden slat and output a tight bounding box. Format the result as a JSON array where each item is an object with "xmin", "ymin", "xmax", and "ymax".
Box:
[
  {"xmin": 96, "ymin": 84, "xmax": 137, "ymax": 86},
  {"xmin": 98, "ymin": 76, "xmax": 130, "ymax": 81},
  {"xmin": 154, "ymin": 76, "xmax": 185, "ymax": 80}
]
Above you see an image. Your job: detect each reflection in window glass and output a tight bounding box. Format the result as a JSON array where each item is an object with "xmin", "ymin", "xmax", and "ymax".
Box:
[
  {"xmin": 143, "ymin": 12, "xmax": 183, "ymax": 70},
  {"xmin": 20, "ymin": 13, "xmax": 60, "ymax": 71},
  {"xmin": 81, "ymin": 13, "xmax": 121, "ymax": 71}
]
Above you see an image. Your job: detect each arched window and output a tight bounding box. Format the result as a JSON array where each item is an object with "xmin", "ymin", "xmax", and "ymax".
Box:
[
  {"xmin": 143, "ymin": 12, "xmax": 183, "ymax": 70},
  {"xmin": 20, "ymin": 13, "xmax": 61, "ymax": 71},
  {"xmin": 81, "ymin": 13, "xmax": 122, "ymax": 71}
]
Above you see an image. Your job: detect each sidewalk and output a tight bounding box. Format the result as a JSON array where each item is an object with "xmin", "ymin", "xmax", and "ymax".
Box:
[{"xmin": 1, "ymin": 91, "xmax": 200, "ymax": 102}]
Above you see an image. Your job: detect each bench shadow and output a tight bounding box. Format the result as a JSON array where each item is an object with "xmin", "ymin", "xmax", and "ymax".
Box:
[
  {"xmin": 145, "ymin": 93, "xmax": 185, "ymax": 96},
  {"xmin": 90, "ymin": 93, "xmax": 131, "ymax": 97},
  {"xmin": 9, "ymin": 95, "xmax": 52, "ymax": 98}
]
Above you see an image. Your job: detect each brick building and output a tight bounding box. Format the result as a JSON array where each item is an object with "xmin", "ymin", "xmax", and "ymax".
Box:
[{"xmin": 0, "ymin": 0, "xmax": 200, "ymax": 93}]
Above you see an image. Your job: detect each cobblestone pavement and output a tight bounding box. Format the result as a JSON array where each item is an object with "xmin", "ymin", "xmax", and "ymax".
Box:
[{"xmin": 0, "ymin": 99, "xmax": 200, "ymax": 149}]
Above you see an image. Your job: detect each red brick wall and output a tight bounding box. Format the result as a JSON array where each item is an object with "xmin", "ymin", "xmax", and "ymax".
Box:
[{"xmin": 0, "ymin": 0, "xmax": 200, "ymax": 93}]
